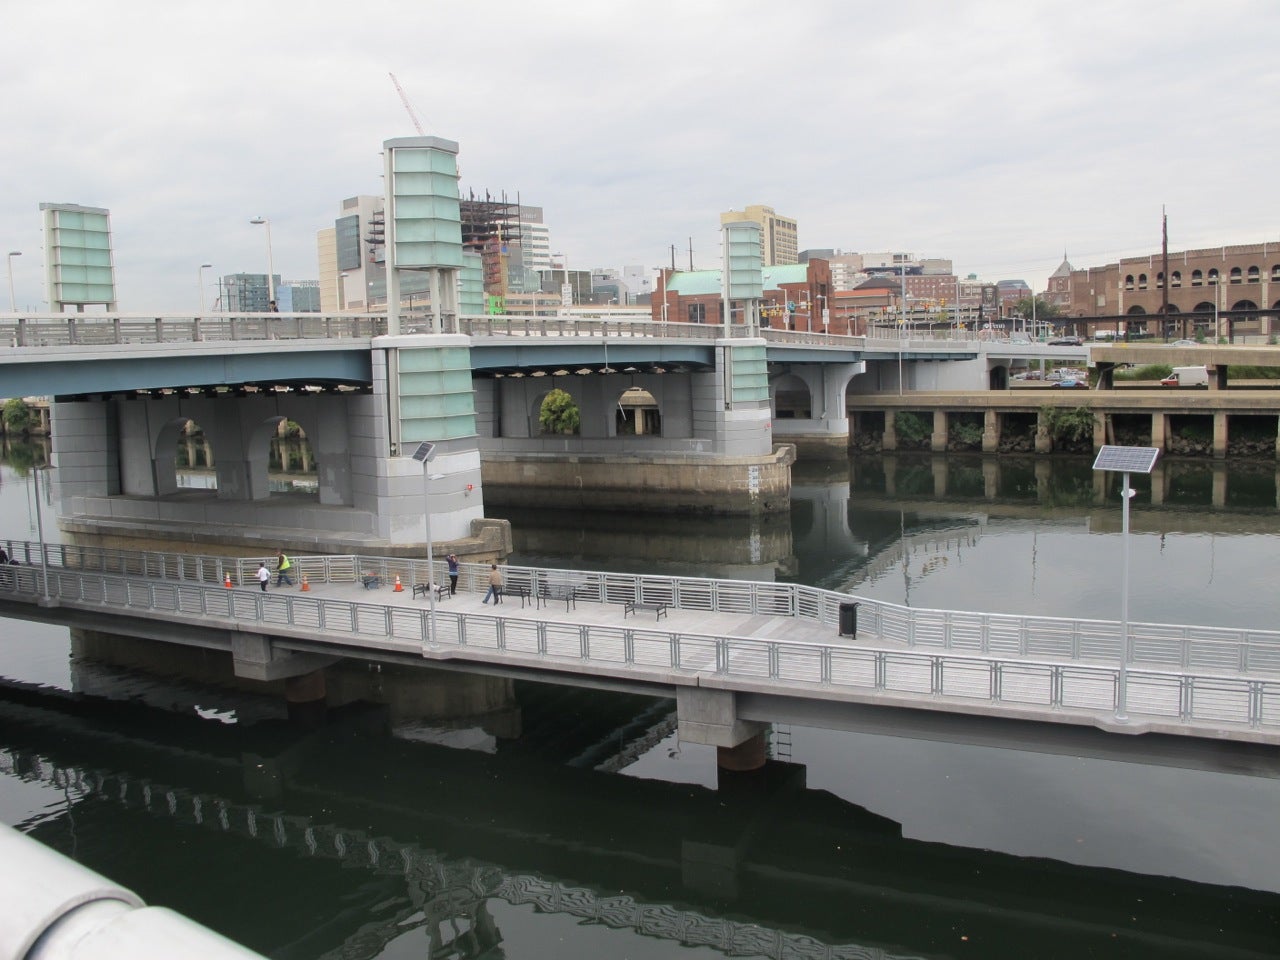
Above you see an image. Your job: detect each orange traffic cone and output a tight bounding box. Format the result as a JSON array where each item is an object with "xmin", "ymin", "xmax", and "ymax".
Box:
[
  {"xmin": 300, "ymin": 574, "xmax": 310, "ymax": 592},
  {"xmin": 393, "ymin": 575, "xmax": 403, "ymax": 592},
  {"xmin": 224, "ymin": 572, "xmax": 233, "ymax": 589}
]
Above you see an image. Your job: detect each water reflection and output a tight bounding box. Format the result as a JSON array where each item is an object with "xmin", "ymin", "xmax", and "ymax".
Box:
[{"xmin": 2, "ymin": 682, "xmax": 1276, "ymax": 960}]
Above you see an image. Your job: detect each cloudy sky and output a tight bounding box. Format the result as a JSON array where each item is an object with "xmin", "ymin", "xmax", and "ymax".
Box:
[{"xmin": 3, "ymin": 0, "xmax": 1277, "ymax": 312}]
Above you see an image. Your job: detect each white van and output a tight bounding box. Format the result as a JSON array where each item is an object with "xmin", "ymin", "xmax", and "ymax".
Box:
[{"xmin": 1160, "ymin": 365, "xmax": 1209, "ymax": 387}]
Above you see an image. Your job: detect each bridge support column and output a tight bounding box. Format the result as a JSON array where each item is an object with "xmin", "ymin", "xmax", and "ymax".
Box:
[
  {"xmin": 983, "ymin": 459, "xmax": 999, "ymax": 499},
  {"xmin": 882, "ymin": 412, "xmax": 898, "ymax": 451},
  {"xmin": 676, "ymin": 687, "xmax": 765, "ymax": 769},
  {"xmin": 231, "ymin": 632, "xmax": 338, "ymax": 683},
  {"xmin": 982, "ymin": 410, "xmax": 1000, "ymax": 453},
  {"xmin": 930, "ymin": 410, "xmax": 948, "ymax": 452},
  {"xmin": 1150, "ymin": 412, "xmax": 1168, "ymax": 452},
  {"xmin": 1093, "ymin": 412, "xmax": 1108, "ymax": 452},
  {"xmin": 1034, "ymin": 410, "xmax": 1052, "ymax": 454},
  {"xmin": 1150, "ymin": 464, "xmax": 1166, "ymax": 505},
  {"xmin": 1213, "ymin": 411, "xmax": 1228, "ymax": 460}
]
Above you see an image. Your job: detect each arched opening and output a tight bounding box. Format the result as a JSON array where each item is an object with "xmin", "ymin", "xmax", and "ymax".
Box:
[
  {"xmin": 1123, "ymin": 274, "xmax": 1135, "ymax": 291},
  {"xmin": 1191, "ymin": 269, "xmax": 1203, "ymax": 286},
  {"xmin": 1126, "ymin": 305, "xmax": 1147, "ymax": 314},
  {"xmin": 1247, "ymin": 266, "xmax": 1260, "ymax": 283},
  {"xmin": 270, "ymin": 419, "xmax": 317, "ymax": 492},
  {"xmin": 989, "ymin": 365, "xmax": 1008, "ymax": 390},
  {"xmin": 615, "ymin": 387, "xmax": 662, "ymax": 435},
  {"xmin": 771, "ymin": 374, "xmax": 813, "ymax": 419},
  {"xmin": 1271, "ymin": 265, "xmax": 1280, "ymax": 282},
  {"xmin": 1208, "ymin": 268, "xmax": 1220, "ymax": 285},
  {"xmin": 1138, "ymin": 273, "xmax": 1148, "ymax": 290},
  {"xmin": 1229, "ymin": 267, "xmax": 1243, "ymax": 284},
  {"xmin": 1171, "ymin": 270, "xmax": 1182, "ymax": 287},
  {"xmin": 157, "ymin": 417, "xmax": 212, "ymax": 495}
]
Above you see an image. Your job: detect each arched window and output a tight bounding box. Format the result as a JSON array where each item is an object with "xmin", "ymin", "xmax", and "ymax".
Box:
[
  {"xmin": 1208, "ymin": 269, "xmax": 1220, "ymax": 285},
  {"xmin": 1247, "ymin": 266, "xmax": 1260, "ymax": 283},
  {"xmin": 1138, "ymin": 274, "xmax": 1148, "ymax": 290},
  {"xmin": 1171, "ymin": 271, "xmax": 1182, "ymax": 288},
  {"xmin": 1124, "ymin": 274, "xmax": 1135, "ymax": 290},
  {"xmin": 1156, "ymin": 272, "xmax": 1164, "ymax": 289},
  {"xmin": 1271, "ymin": 265, "xmax": 1280, "ymax": 281},
  {"xmin": 1229, "ymin": 267, "xmax": 1243, "ymax": 284},
  {"xmin": 1191, "ymin": 269, "xmax": 1203, "ymax": 286}
]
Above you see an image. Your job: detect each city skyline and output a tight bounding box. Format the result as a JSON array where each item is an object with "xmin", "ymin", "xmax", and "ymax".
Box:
[{"xmin": 2, "ymin": 1, "xmax": 1277, "ymax": 312}]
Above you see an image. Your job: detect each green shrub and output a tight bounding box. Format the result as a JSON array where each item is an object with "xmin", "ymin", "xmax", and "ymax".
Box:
[
  {"xmin": 894, "ymin": 411, "xmax": 931, "ymax": 446},
  {"xmin": 1041, "ymin": 405, "xmax": 1095, "ymax": 444},
  {"xmin": 539, "ymin": 388, "xmax": 580, "ymax": 434},
  {"xmin": 2, "ymin": 399, "xmax": 35, "ymax": 434},
  {"xmin": 1113, "ymin": 364, "xmax": 1171, "ymax": 382}
]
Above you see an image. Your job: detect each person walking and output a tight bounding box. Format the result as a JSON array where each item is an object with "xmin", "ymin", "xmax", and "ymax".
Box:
[
  {"xmin": 275, "ymin": 549, "xmax": 294, "ymax": 587},
  {"xmin": 447, "ymin": 554, "xmax": 459, "ymax": 596},
  {"xmin": 482, "ymin": 563, "xmax": 502, "ymax": 604},
  {"xmin": 256, "ymin": 562, "xmax": 270, "ymax": 592}
]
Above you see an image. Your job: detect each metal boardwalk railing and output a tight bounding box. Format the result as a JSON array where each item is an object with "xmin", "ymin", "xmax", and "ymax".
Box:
[{"xmin": 2, "ymin": 539, "xmax": 1278, "ymax": 740}]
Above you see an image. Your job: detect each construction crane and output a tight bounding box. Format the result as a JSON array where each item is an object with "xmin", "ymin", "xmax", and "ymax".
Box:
[{"xmin": 388, "ymin": 72, "xmax": 425, "ymax": 136}]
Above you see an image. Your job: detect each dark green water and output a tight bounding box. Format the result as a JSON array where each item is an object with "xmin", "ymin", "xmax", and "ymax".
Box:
[{"xmin": 2, "ymin": 455, "xmax": 1278, "ymax": 959}]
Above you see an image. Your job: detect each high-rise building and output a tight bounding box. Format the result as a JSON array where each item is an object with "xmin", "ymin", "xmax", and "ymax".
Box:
[{"xmin": 719, "ymin": 205, "xmax": 798, "ymax": 265}]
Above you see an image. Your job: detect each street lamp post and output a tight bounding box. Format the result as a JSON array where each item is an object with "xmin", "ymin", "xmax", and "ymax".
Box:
[
  {"xmin": 6, "ymin": 251, "xmax": 20, "ymax": 312},
  {"xmin": 197, "ymin": 263, "xmax": 212, "ymax": 314},
  {"xmin": 31, "ymin": 465, "xmax": 53, "ymax": 602},
  {"xmin": 411, "ymin": 442, "xmax": 440, "ymax": 650},
  {"xmin": 249, "ymin": 217, "xmax": 275, "ymax": 308},
  {"xmin": 1091, "ymin": 445, "xmax": 1160, "ymax": 723}
]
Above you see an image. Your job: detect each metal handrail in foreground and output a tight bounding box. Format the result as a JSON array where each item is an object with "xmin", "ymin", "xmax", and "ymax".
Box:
[
  {"xmin": 1, "ymin": 559, "xmax": 1277, "ymax": 737},
  {"xmin": 3, "ymin": 539, "xmax": 1279, "ymax": 678}
]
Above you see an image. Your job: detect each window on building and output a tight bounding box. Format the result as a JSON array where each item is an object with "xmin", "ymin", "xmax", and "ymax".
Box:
[
  {"xmin": 1230, "ymin": 267, "xmax": 1243, "ymax": 284},
  {"xmin": 1138, "ymin": 274, "xmax": 1148, "ymax": 290},
  {"xmin": 1247, "ymin": 266, "xmax": 1260, "ymax": 283},
  {"xmin": 1156, "ymin": 272, "xmax": 1164, "ymax": 289},
  {"xmin": 687, "ymin": 302, "xmax": 706, "ymax": 324},
  {"xmin": 1271, "ymin": 265, "xmax": 1280, "ymax": 282},
  {"xmin": 1191, "ymin": 270, "xmax": 1203, "ymax": 286},
  {"xmin": 1171, "ymin": 271, "xmax": 1182, "ymax": 288},
  {"xmin": 1208, "ymin": 269, "xmax": 1220, "ymax": 285}
]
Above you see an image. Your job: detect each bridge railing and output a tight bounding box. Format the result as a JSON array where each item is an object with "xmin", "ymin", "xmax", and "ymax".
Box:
[
  {"xmin": 3, "ymin": 311, "xmax": 881, "ymax": 350},
  {"xmin": 3, "ymin": 562, "xmax": 1277, "ymax": 733},
  {"xmin": 4, "ymin": 539, "xmax": 1280, "ymax": 679}
]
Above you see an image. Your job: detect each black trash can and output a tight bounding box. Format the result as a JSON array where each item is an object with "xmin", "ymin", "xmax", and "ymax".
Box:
[{"xmin": 838, "ymin": 601, "xmax": 859, "ymax": 637}]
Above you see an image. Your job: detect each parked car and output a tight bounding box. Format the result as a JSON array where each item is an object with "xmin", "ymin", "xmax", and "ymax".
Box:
[
  {"xmin": 1053, "ymin": 378, "xmax": 1088, "ymax": 389},
  {"xmin": 1048, "ymin": 335, "xmax": 1083, "ymax": 346},
  {"xmin": 1170, "ymin": 339, "xmax": 1198, "ymax": 347}
]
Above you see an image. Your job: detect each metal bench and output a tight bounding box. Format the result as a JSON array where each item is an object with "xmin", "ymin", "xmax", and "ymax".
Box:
[
  {"xmin": 412, "ymin": 582, "xmax": 448, "ymax": 601},
  {"xmin": 361, "ymin": 573, "xmax": 383, "ymax": 589},
  {"xmin": 623, "ymin": 600, "xmax": 668, "ymax": 621},
  {"xmin": 506, "ymin": 582, "xmax": 533, "ymax": 608},
  {"xmin": 538, "ymin": 582, "xmax": 580, "ymax": 611}
]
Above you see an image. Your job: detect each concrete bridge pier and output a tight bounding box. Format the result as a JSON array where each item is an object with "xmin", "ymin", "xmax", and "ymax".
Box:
[
  {"xmin": 930, "ymin": 410, "xmax": 947, "ymax": 452},
  {"xmin": 769, "ymin": 362, "xmax": 864, "ymax": 460},
  {"xmin": 676, "ymin": 688, "xmax": 767, "ymax": 771},
  {"xmin": 1213, "ymin": 411, "xmax": 1229, "ymax": 460},
  {"xmin": 982, "ymin": 410, "xmax": 1000, "ymax": 453},
  {"xmin": 1151, "ymin": 412, "xmax": 1168, "ymax": 451}
]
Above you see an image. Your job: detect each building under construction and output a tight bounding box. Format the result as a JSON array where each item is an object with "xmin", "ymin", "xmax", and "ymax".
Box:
[{"xmin": 461, "ymin": 189, "xmax": 523, "ymax": 296}]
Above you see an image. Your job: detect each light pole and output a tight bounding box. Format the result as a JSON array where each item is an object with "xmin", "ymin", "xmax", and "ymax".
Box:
[
  {"xmin": 31, "ymin": 465, "xmax": 53, "ymax": 602},
  {"xmin": 1092, "ymin": 445, "xmax": 1159, "ymax": 723},
  {"xmin": 337, "ymin": 272, "xmax": 348, "ymax": 313},
  {"xmin": 249, "ymin": 217, "xmax": 275, "ymax": 308},
  {"xmin": 411, "ymin": 441, "xmax": 440, "ymax": 650},
  {"xmin": 197, "ymin": 263, "xmax": 212, "ymax": 314},
  {"xmin": 6, "ymin": 251, "xmax": 20, "ymax": 312}
]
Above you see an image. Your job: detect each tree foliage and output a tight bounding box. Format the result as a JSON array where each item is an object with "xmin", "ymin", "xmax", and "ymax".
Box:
[
  {"xmin": 539, "ymin": 388, "xmax": 580, "ymax": 435},
  {"xmin": 2, "ymin": 398, "xmax": 35, "ymax": 434},
  {"xmin": 1011, "ymin": 296, "xmax": 1062, "ymax": 320}
]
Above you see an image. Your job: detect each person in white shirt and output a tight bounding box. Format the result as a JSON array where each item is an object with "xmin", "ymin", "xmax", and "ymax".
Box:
[{"xmin": 256, "ymin": 562, "xmax": 270, "ymax": 592}]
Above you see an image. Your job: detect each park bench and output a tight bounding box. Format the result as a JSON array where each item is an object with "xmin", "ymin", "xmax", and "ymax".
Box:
[
  {"xmin": 538, "ymin": 581, "xmax": 581, "ymax": 611},
  {"xmin": 505, "ymin": 579, "xmax": 533, "ymax": 608},
  {"xmin": 412, "ymin": 582, "xmax": 448, "ymax": 601},
  {"xmin": 623, "ymin": 600, "xmax": 668, "ymax": 621}
]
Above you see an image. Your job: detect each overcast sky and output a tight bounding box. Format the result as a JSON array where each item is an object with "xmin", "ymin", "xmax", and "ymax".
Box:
[{"xmin": 3, "ymin": 0, "xmax": 1277, "ymax": 313}]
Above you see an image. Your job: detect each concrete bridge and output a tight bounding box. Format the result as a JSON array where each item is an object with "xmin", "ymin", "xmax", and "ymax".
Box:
[{"xmin": 2, "ymin": 540, "xmax": 1278, "ymax": 752}]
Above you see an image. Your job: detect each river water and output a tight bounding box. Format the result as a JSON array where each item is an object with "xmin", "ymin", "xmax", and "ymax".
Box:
[{"xmin": 1, "ymin": 453, "xmax": 1278, "ymax": 959}]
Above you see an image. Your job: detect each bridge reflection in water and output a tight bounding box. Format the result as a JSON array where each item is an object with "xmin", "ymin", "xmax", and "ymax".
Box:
[{"xmin": 1, "ymin": 679, "xmax": 1276, "ymax": 960}]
